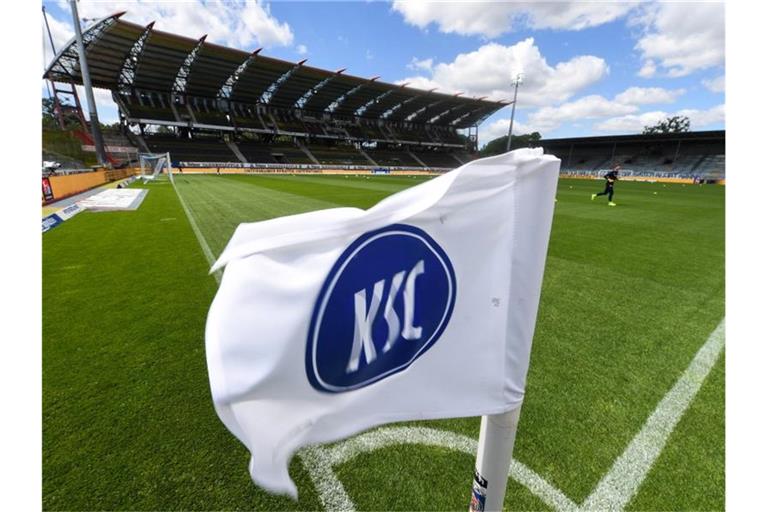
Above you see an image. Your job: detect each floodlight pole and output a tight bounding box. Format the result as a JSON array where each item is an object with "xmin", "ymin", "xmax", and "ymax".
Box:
[
  {"xmin": 42, "ymin": 6, "xmax": 58, "ymax": 55},
  {"xmin": 505, "ymin": 74, "xmax": 523, "ymax": 152},
  {"xmin": 470, "ymin": 406, "xmax": 522, "ymax": 511},
  {"xmin": 69, "ymin": 0, "xmax": 108, "ymax": 167}
]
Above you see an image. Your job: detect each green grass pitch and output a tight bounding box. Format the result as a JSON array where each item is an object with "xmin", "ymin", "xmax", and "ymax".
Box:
[{"xmin": 43, "ymin": 174, "xmax": 724, "ymax": 510}]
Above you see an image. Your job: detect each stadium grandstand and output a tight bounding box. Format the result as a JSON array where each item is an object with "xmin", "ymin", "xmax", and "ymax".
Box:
[
  {"xmin": 539, "ymin": 130, "xmax": 725, "ymax": 182},
  {"xmin": 43, "ymin": 12, "xmax": 505, "ymax": 170}
]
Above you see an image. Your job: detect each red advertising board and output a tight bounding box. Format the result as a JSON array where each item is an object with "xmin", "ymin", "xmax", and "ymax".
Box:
[{"xmin": 42, "ymin": 177, "xmax": 54, "ymax": 202}]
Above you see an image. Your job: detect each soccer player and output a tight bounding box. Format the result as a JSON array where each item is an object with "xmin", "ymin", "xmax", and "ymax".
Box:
[{"xmin": 592, "ymin": 165, "xmax": 620, "ymax": 206}]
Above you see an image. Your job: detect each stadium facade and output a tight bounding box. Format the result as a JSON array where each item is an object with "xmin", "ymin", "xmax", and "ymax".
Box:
[
  {"xmin": 43, "ymin": 13, "xmax": 725, "ymax": 180},
  {"xmin": 539, "ymin": 130, "xmax": 725, "ymax": 181},
  {"xmin": 44, "ymin": 12, "xmax": 506, "ymax": 170}
]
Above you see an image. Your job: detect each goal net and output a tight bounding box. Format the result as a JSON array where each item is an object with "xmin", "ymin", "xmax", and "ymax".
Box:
[{"xmin": 139, "ymin": 152, "xmax": 172, "ymax": 183}]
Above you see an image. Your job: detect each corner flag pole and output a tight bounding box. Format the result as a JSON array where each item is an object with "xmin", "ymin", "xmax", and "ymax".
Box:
[{"xmin": 469, "ymin": 406, "xmax": 522, "ymax": 511}]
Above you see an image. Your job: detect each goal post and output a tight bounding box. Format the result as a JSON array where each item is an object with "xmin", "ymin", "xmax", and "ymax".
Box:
[{"xmin": 139, "ymin": 152, "xmax": 172, "ymax": 182}]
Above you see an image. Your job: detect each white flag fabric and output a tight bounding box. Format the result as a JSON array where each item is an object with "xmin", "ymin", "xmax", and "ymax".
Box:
[{"xmin": 205, "ymin": 148, "xmax": 560, "ymax": 496}]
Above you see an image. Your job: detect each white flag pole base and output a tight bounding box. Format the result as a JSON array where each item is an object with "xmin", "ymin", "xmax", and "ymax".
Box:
[{"xmin": 469, "ymin": 406, "xmax": 522, "ymax": 512}]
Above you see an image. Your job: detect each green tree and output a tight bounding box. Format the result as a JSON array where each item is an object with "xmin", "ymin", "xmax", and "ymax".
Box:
[
  {"xmin": 642, "ymin": 115, "xmax": 690, "ymax": 134},
  {"xmin": 99, "ymin": 121, "xmax": 123, "ymax": 134},
  {"xmin": 479, "ymin": 131, "xmax": 541, "ymax": 156},
  {"xmin": 42, "ymin": 98, "xmax": 59, "ymax": 129},
  {"xmin": 42, "ymin": 97, "xmax": 56, "ymax": 119}
]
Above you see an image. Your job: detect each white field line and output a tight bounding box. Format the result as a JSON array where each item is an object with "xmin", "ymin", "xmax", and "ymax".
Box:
[
  {"xmin": 170, "ymin": 179, "xmax": 222, "ymax": 283},
  {"xmin": 298, "ymin": 446, "xmax": 357, "ymax": 512},
  {"xmin": 298, "ymin": 319, "xmax": 725, "ymax": 512},
  {"xmin": 298, "ymin": 426, "xmax": 578, "ymax": 511},
  {"xmin": 580, "ymin": 318, "xmax": 725, "ymax": 511}
]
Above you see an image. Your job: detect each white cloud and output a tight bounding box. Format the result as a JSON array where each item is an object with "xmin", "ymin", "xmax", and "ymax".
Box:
[
  {"xmin": 57, "ymin": 0, "xmax": 293, "ymax": 49},
  {"xmin": 595, "ymin": 104, "xmax": 725, "ymax": 133},
  {"xmin": 632, "ymin": 2, "xmax": 724, "ymax": 77},
  {"xmin": 508, "ymin": 85, "xmax": 687, "ymax": 134},
  {"xmin": 637, "ymin": 60, "xmax": 656, "ymax": 78},
  {"xmin": 703, "ymin": 75, "xmax": 725, "ymax": 93},
  {"xmin": 678, "ymin": 104, "xmax": 726, "ymax": 128},
  {"xmin": 477, "ymin": 116, "xmax": 534, "ymax": 147},
  {"xmin": 392, "ymin": 1, "xmax": 637, "ymax": 38},
  {"xmin": 75, "ymin": 85, "xmax": 119, "ymax": 123},
  {"xmin": 526, "ymin": 95, "xmax": 638, "ymax": 133},
  {"xmin": 594, "ymin": 110, "xmax": 668, "ymax": 133},
  {"xmin": 296, "ymin": 44, "xmax": 308, "ymax": 56},
  {"xmin": 75, "ymin": 85, "xmax": 116, "ymax": 109},
  {"xmin": 42, "ymin": 11, "xmax": 73, "ymax": 68},
  {"xmin": 407, "ymin": 57, "xmax": 434, "ymax": 72},
  {"xmin": 614, "ymin": 86, "xmax": 685, "ymax": 105},
  {"xmin": 398, "ymin": 38, "xmax": 608, "ymax": 106}
]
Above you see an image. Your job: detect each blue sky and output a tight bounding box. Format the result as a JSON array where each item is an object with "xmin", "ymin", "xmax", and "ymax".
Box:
[{"xmin": 42, "ymin": 1, "xmax": 725, "ymax": 146}]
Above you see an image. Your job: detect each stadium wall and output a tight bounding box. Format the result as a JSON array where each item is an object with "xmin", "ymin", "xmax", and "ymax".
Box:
[
  {"xmin": 45, "ymin": 168, "xmax": 140, "ymax": 204},
  {"xmin": 171, "ymin": 167, "xmax": 442, "ymax": 176},
  {"xmin": 558, "ymin": 174, "xmax": 708, "ymax": 184}
]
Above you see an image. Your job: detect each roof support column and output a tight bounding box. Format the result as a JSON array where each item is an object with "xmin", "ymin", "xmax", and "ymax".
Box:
[
  {"xmin": 673, "ymin": 139, "xmax": 681, "ymax": 165},
  {"xmin": 68, "ymin": 0, "xmax": 107, "ymax": 166}
]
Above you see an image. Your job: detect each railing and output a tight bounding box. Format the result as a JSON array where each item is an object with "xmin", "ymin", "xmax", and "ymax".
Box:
[
  {"xmin": 560, "ymin": 168, "xmax": 724, "ymax": 180},
  {"xmin": 175, "ymin": 161, "xmax": 451, "ymax": 172}
]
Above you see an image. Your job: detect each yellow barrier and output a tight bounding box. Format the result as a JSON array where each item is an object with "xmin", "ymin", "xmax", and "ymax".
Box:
[
  {"xmin": 106, "ymin": 168, "xmax": 140, "ymax": 181},
  {"xmin": 559, "ymin": 174, "xmax": 697, "ymax": 184},
  {"xmin": 171, "ymin": 167, "xmax": 443, "ymax": 176},
  {"xmin": 48, "ymin": 171, "xmax": 108, "ymax": 200},
  {"xmin": 45, "ymin": 168, "xmax": 140, "ymax": 203}
]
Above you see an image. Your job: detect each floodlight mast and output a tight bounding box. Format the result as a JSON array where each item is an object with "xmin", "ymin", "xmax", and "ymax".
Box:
[
  {"xmin": 68, "ymin": 0, "xmax": 108, "ymax": 167},
  {"xmin": 505, "ymin": 73, "xmax": 523, "ymax": 153}
]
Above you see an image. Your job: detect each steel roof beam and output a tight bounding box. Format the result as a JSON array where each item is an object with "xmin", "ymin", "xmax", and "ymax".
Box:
[
  {"xmin": 326, "ymin": 76, "xmax": 379, "ymax": 114},
  {"xmin": 218, "ymin": 48, "xmax": 262, "ymax": 99},
  {"xmin": 262, "ymin": 59, "xmax": 306, "ymax": 105},
  {"xmin": 294, "ymin": 68, "xmax": 345, "ymax": 110},
  {"xmin": 406, "ymin": 98, "xmax": 445, "ymax": 123},
  {"xmin": 116, "ymin": 21, "xmax": 154, "ymax": 94},
  {"xmin": 381, "ymin": 88, "xmax": 435, "ymax": 120},
  {"xmin": 43, "ymin": 12, "xmax": 125, "ymax": 80},
  {"xmin": 173, "ymin": 35, "xmax": 207, "ymax": 95}
]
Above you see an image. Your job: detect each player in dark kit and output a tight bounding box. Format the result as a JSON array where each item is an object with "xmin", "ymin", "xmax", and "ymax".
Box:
[{"xmin": 592, "ymin": 165, "xmax": 620, "ymax": 206}]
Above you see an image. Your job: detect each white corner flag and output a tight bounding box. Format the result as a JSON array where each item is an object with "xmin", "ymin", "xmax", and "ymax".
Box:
[{"xmin": 205, "ymin": 148, "xmax": 560, "ymax": 498}]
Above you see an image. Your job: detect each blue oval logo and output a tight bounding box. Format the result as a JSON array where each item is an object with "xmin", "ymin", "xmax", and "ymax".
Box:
[{"xmin": 306, "ymin": 224, "xmax": 457, "ymax": 393}]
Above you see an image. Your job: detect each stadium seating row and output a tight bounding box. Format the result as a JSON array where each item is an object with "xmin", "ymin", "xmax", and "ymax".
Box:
[
  {"xmin": 542, "ymin": 136, "xmax": 725, "ymax": 179},
  {"xmin": 142, "ymin": 134, "xmax": 467, "ymax": 168}
]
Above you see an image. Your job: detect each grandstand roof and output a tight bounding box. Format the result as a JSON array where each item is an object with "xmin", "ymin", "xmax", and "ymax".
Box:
[
  {"xmin": 537, "ymin": 130, "xmax": 725, "ymax": 147},
  {"xmin": 44, "ymin": 13, "xmax": 505, "ymax": 128}
]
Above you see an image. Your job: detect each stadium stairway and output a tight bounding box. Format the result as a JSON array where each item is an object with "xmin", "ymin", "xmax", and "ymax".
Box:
[
  {"xmin": 294, "ymin": 139, "xmax": 321, "ymax": 165},
  {"xmin": 72, "ymin": 127, "xmax": 120, "ymax": 167},
  {"xmin": 226, "ymin": 140, "xmax": 248, "ymax": 164},
  {"xmin": 127, "ymin": 131, "xmax": 150, "ymax": 154},
  {"xmin": 407, "ymin": 149, "xmax": 428, "ymax": 167},
  {"xmin": 357, "ymin": 147, "xmax": 378, "ymax": 166}
]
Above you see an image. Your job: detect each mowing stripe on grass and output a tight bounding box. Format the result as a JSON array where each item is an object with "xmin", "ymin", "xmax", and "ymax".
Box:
[
  {"xmin": 170, "ymin": 178, "xmax": 222, "ymax": 283},
  {"xmin": 298, "ymin": 426, "xmax": 578, "ymax": 512},
  {"xmin": 580, "ymin": 318, "xmax": 725, "ymax": 511}
]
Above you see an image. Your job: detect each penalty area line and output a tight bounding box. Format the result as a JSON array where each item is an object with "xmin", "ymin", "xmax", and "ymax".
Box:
[{"xmin": 580, "ymin": 318, "xmax": 725, "ymax": 511}]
